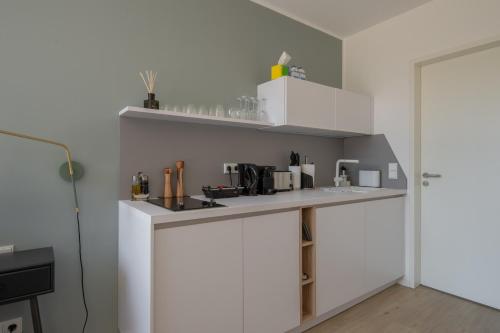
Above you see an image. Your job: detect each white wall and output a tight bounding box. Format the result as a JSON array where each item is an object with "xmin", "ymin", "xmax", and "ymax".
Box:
[{"xmin": 344, "ymin": 0, "xmax": 500, "ymax": 287}]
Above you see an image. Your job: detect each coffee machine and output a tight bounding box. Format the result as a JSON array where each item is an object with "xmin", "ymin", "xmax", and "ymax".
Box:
[
  {"xmin": 257, "ymin": 166, "xmax": 277, "ymax": 195},
  {"xmin": 237, "ymin": 163, "xmax": 259, "ymax": 196}
]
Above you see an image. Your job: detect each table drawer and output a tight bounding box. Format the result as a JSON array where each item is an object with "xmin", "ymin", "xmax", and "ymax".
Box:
[{"xmin": 0, "ymin": 265, "xmax": 53, "ymax": 303}]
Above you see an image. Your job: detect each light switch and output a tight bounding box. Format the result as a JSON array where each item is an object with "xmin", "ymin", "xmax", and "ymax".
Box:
[{"xmin": 388, "ymin": 163, "xmax": 398, "ymax": 180}]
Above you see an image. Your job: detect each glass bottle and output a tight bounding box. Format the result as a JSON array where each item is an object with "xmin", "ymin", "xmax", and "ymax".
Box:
[{"xmin": 131, "ymin": 175, "xmax": 141, "ymax": 198}]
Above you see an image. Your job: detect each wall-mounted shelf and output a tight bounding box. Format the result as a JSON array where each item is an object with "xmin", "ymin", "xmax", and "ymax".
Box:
[{"xmin": 119, "ymin": 106, "xmax": 274, "ymax": 129}]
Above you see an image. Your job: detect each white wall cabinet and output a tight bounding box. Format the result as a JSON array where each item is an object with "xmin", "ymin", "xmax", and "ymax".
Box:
[
  {"xmin": 334, "ymin": 89, "xmax": 372, "ymax": 134},
  {"xmin": 154, "ymin": 219, "xmax": 244, "ymax": 333},
  {"xmin": 257, "ymin": 77, "xmax": 372, "ymax": 137},
  {"xmin": 285, "ymin": 78, "xmax": 335, "ymax": 130},
  {"xmin": 243, "ymin": 211, "xmax": 300, "ymax": 333},
  {"xmin": 316, "ymin": 203, "xmax": 366, "ymax": 316},
  {"xmin": 365, "ymin": 197, "xmax": 405, "ymax": 291},
  {"xmin": 315, "ymin": 198, "xmax": 404, "ymax": 317}
]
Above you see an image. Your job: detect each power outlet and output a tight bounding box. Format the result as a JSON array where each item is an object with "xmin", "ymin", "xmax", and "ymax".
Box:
[
  {"xmin": 1, "ymin": 317, "xmax": 22, "ymax": 333},
  {"xmin": 0, "ymin": 245, "xmax": 14, "ymax": 255},
  {"xmin": 388, "ymin": 163, "xmax": 398, "ymax": 180},
  {"xmin": 223, "ymin": 163, "xmax": 239, "ymax": 174}
]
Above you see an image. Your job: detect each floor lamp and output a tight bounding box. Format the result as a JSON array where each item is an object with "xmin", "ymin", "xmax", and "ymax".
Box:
[{"xmin": 0, "ymin": 129, "xmax": 88, "ymax": 332}]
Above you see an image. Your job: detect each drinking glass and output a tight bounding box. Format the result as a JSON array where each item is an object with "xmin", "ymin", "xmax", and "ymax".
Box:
[
  {"xmin": 237, "ymin": 97, "xmax": 244, "ymax": 112},
  {"xmin": 198, "ymin": 105, "xmax": 209, "ymax": 116},
  {"xmin": 258, "ymin": 98, "xmax": 267, "ymax": 121},
  {"xmin": 215, "ymin": 104, "xmax": 225, "ymax": 118},
  {"xmin": 173, "ymin": 105, "xmax": 183, "ymax": 113},
  {"xmin": 249, "ymin": 97, "xmax": 258, "ymax": 120},
  {"xmin": 228, "ymin": 107, "xmax": 240, "ymax": 119},
  {"xmin": 208, "ymin": 106, "xmax": 216, "ymax": 117},
  {"xmin": 243, "ymin": 96, "xmax": 250, "ymax": 113},
  {"xmin": 186, "ymin": 104, "xmax": 197, "ymax": 115}
]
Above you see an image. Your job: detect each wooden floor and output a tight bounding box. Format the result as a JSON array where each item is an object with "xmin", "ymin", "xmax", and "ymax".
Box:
[{"xmin": 306, "ymin": 285, "xmax": 500, "ymax": 333}]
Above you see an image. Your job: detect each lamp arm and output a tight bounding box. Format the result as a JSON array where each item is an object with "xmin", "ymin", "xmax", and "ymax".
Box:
[{"xmin": 0, "ymin": 129, "xmax": 79, "ymax": 212}]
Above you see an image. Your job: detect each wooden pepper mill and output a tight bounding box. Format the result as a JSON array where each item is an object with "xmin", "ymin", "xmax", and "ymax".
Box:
[
  {"xmin": 163, "ymin": 168, "xmax": 173, "ymax": 198},
  {"xmin": 176, "ymin": 160, "xmax": 185, "ymax": 198}
]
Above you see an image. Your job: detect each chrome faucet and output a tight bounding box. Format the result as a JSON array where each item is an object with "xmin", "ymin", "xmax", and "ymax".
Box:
[{"xmin": 334, "ymin": 159, "xmax": 359, "ymax": 187}]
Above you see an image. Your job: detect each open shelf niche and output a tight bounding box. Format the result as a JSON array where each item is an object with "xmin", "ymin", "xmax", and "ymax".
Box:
[{"xmin": 300, "ymin": 207, "xmax": 316, "ymax": 323}]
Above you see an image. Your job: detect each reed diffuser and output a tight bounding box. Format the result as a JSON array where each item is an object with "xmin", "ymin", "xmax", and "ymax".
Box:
[{"xmin": 139, "ymin": 70, "xmax": 159, "ymax": 109}]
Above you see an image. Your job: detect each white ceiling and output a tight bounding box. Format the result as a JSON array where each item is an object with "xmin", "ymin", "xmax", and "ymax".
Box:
[{"xmin": 251, "ymin": 0, "xmax": 432, "ymax": 38}]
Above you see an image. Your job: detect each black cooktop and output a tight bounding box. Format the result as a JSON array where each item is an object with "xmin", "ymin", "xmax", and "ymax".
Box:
[{"xmin": 147, "ymin": 196, "xmax": 225, "ymax": 211}]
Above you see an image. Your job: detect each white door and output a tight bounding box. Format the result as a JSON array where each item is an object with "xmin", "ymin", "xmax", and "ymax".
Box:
[
  {"xmin": 421, "ymin": 45, "xmax": 500, "ymax": 309},
  {"xmin": 243, "ymin": 211, "xmax": 300, "ymax": 333},
  {"xmin": 154, "ymin": 220, "xmax": 243, "ymax": 333},
  {"xmin": 316, "ymin": 204, "xmax": 365, "ymax": 316}
]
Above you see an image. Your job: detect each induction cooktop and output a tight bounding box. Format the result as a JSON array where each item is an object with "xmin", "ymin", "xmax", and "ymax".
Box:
[{"xmin": 147, "ymin": 196, "xmax": 225, "ymax": 212}]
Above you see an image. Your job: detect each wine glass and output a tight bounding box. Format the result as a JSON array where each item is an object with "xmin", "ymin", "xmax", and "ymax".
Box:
[
  {"xmin": 186, "ymin": 104, "xmax": 197, "ymax": 115},
  {"xmin": 215, "ymin": 104, "xmax": 225, "ymax": 118},
  {"xmin": 198, "ymin": 105, "xmax": 209, "ymax": 116}
]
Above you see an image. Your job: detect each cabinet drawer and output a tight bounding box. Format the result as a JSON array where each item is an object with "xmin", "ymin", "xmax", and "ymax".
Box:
[{"xmin": 0, "ymin": 265, "xmax": 53, "ymax": 303}]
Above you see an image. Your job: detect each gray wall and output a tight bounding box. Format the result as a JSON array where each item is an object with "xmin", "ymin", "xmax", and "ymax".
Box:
[
  {"xmin": 343, "ymin": 134, "xmax": 407, "ymax": 189},
  {"xmin": 0, "ymin": 0, "xmax": 342, "ymax": 332},
  {"xmin": 120, "ymin": 119, "xmax": 343, "ymax": 198}
]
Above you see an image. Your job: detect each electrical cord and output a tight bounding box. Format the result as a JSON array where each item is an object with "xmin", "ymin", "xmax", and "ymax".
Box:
[
  {"xmin": 228, "ymin": 166, "xmax": 233, "ymax": 186},
  {"xmin": 0, "ymin": 130, "xmax": 88, "ymax": 332},
  {"xmin": 72, "ymin": 177, "xmax": 88, "ymax": 333}
]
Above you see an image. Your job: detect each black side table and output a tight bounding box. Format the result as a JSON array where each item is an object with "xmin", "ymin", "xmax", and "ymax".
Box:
[{"xmin": 0, "ymin": 247, "xmax": 55, "ymax": 333}]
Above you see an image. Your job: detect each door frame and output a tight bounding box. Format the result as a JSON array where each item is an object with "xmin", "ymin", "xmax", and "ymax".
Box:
[{"xmin": 408, "ymin": 36, "xmax": 500, "ymax": 288}]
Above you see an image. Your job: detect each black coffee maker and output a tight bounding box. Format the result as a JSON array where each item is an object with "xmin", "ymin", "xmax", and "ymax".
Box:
[
  {"xmin": 237, "ymin": 163, "xmax": 259, "ymax": 196},
  {"xmin": 257, "ymin": 166, "xmax": 277, "ymax": 195}
]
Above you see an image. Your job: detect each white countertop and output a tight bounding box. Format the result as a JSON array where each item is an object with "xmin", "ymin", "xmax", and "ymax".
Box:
[{"xmin": 120, "ymin": 188, "xmax": 406, "ymax": 226}]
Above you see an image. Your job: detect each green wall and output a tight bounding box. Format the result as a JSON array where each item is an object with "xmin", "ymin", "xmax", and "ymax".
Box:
[{"xmin": 0, "ymin": 0, "xmax": 341, "ymax": 331}]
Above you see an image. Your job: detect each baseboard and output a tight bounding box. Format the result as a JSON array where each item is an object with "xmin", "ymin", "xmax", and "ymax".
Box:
[{"xmin": 287, "ymin": 278, "xmax": 403, "ymax": 333}]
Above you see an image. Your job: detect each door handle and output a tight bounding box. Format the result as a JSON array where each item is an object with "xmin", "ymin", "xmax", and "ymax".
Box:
[{"xmin": 422, "ymin": 172, "xmax": 442, "ymax": 178}]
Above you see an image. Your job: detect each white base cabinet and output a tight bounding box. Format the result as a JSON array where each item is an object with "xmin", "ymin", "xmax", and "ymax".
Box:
[
  {"xmin": 119, "ymin": 196, "xmax": 404, "ymax": 333},
  {"xmin": 316, "ymin": 203, "xmax": 366, "ymax": 316},
  {"xmin": 316, "ymin": 197, "xmax": 405, "ymax": 317},
  {"xmin": 365, "ymin": 198, "xmax": 405, "ymax": 291},
  {"xmin": 153, "ymin": 211, "xmax": 300, "ymax": 333},
  {"xmin": 154, "ymin": 219, "xmax": 244, "ymax": 333},
  {"xmin": 243, "ymin": 211, "xmax": 300, "ymax": 333}
]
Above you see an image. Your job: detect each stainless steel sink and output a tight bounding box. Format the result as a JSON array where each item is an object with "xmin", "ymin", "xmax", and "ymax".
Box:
[{"xmin": 320, "ymin": 186, "xmax": 381, "ymax": 194}]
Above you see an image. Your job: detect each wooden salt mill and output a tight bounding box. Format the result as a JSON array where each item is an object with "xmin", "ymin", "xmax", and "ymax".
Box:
[
  {"xmin": 163, "ymin": 168, "xmax": 173, "ymax": 198},
  {"xmin": 176, "ymin": 160, "xmax": 185, "ymax": 198}
]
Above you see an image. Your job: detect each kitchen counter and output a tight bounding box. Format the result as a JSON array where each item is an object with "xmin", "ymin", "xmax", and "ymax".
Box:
[
  {"xmin": 119, "ymin": 187, "xmax": 406, "ymax": 333},
  {"xmin": 119, "ymin": 188, "xmax": 406, "ymax": 226}
]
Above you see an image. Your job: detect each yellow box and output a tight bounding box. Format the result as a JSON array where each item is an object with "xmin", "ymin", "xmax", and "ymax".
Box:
[{"xmin": 271, "ymin": 65, "xmax": 289, "ymax": 80}]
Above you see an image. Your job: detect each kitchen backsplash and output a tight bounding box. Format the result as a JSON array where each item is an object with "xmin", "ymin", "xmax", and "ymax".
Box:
[
  {"xmin": 120, "ymin": 118, "xmax": 344, "ymax": 199},
  {"xmin": 120, "ymin": 121, "xmax": 406, "ymax": 199},
  {"xmin": 343, "ymin": 134, "xmax": 407, "ymax": 189}
]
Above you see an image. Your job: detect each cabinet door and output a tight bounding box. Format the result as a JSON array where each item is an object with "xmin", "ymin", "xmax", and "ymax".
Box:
[
  {"xmin": 316, "ymin": 204, "xmax": 365, "ymax": 316},
  {"xmin": 243, "ymin": 211, "xmax": 300, "ymax": 333},
  {"xmin": 334, "ymin": 89, "xmax": 372, "ymax": 134},
  {"xmin": 257, "ymin": 77, "xmax": 286, "ymax": 125},
  {"xmin": 154, "ymin": 219, "xmax": 243, "ymax": 333},
  {"xmin": 365, "ymin": 197, "xmax": 405, "ymax": 291},
  {"xmin": 286, "ymin": 78, "xmax": 334, "ymax": 130}
]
